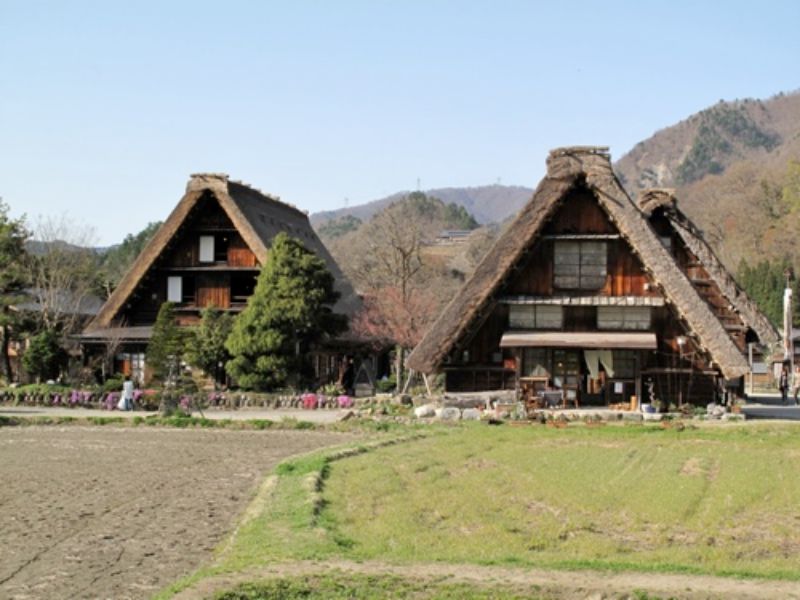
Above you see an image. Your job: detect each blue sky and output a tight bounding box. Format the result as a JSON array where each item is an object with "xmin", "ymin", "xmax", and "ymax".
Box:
[{"xmin": 2, "ymin": 1, "xmax": 799, "ymax": 245}]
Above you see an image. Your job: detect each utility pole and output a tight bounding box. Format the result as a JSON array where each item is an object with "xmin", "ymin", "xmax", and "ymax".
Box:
[{"xmin": 784, "ymin": 267, "xmax": 795, "ymax": 394}]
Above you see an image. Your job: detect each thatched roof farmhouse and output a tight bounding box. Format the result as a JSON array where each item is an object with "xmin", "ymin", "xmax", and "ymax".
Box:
[{"xmin": 407, "ymin": 147, "xmax": 774, "ymax": 405}]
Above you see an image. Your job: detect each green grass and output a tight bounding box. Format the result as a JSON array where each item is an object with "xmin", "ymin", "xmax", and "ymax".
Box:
[
  {"xmin": 320, "ymin": 423, "xmax": 800, "ymax": 579},
  {"xmin": 158, "ymin": 422, "xmax": 800, "ymax": 598},
  {"xmin": 212, "ymin": 572, "xmax": 550, "ymax": 600}
]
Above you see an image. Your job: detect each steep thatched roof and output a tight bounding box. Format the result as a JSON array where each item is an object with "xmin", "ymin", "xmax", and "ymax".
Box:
[
  {"xmin": 406, "ymin": 147, "xmax": 750, "ymax": 379},
  {"xmin": 638, "ymin": 188, "xmax": 779, "ymax": 346},
  {"xmin": 86, "ymin": 174, "xmax": 359, "ymax": 332}
]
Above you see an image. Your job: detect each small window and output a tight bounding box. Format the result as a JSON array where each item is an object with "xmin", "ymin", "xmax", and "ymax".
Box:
[
  {"xmin": 199, "ymin": 236, "xmax": 214, "ymax": 262},
  {"xmin": 167, "ymin": 276, "xmax": 182, "ymax": 302},
  {"xmin": 522, "ymin": 348, "xmax": 549, "ymax": 377},
  {"xmin": 509, "ymin": 305, "xmax": 563, "ymax": 329},
  {"xmin": 612, "ymin": 350, "xmax": 637, "ymax": 378},
  {"xmin": 214, "ymin": 234, "xmax": 229, "ymax": 262},
  {"xmin": 554, "ymin": 241, "xmax": 607, "ymax": 289},
  {"xmin": 597, "ymin": 306, "xmax": 651, "ymax": 330},
  {"xmin": 182, "ymin": 276, "xmax": 196, "ymax": 304},
  {"xmin": 231, "ymin": 274, "xmax": 256, "ymax": 305}
]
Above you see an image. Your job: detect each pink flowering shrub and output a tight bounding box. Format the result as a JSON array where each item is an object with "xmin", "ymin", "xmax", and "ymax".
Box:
[
  {"xmin": 302, "ymin": 393, "xmax": 318, "ymax": 410},
  {"xmin": 337, "ymin": 395, "xmax": 353, "ymax": 408},
  {"xmin": 104, "ymin": 392, "xmax": 119, "ymax": 410}
]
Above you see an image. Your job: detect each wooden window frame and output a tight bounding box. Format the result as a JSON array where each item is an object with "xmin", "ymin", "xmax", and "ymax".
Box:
[
  {"xmin": 597, "ymin": 306, "xmax": 651, "ymax": 331},
  {"xmin": 199, "ymin": 235, "xmax": 215, "ymax": 263},
  {"xmin": 553, "ymin": 240, "xmax": 607, "ymax": 290},
  {"xmin": 509, "ymin": 305, "xmax": 563, "ymax": 329},
  {"xmin": 167, "ymin": 276, "xmax": 182, "ymax": 303}
]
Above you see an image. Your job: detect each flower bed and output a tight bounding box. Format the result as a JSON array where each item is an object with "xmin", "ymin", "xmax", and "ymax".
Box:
[{"xmin": 0, "ymin": 386, "xmax": 358, "ymax": 412}]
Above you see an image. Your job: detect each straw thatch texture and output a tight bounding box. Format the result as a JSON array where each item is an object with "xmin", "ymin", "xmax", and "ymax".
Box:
[
  {"xmin": 406, "ymin": 147, "xmax": 750, "ymax": 379},
  {"xmin": 638, "ymin": 189, "xmax": 779, "ymax": 346},
  {"xmin": 86, "ymin": 174, "xmax": 359, "ymax": 334}
]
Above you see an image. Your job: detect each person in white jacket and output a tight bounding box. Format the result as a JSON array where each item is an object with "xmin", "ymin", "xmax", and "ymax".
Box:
[{"xmin": 118, "ymin": 377, "xmax": 135, "ymax": 411}]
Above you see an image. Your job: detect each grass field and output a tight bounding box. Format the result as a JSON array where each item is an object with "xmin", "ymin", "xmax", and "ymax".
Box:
[
  {"xmin": 164, "ymin": 421, "xmax": 800, "ymax": 598},
  {"xmin": 321, "ymin": 423, "xmax": 800, "ymax": 578}
]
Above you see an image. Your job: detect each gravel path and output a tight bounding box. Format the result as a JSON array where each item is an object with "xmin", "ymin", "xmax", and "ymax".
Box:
[
  {"xmin": 173, "ymin": 559, "xmax": 800, "ymax": 600},
  {"xmin": 0, "ymin": 426, "xmax": 355, "ymax": 599}
]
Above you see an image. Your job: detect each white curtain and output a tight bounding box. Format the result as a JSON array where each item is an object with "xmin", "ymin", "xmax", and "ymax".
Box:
[
  {"xmin": 599, "ymin": 349, "xmax": 615, "ymax": 378},
  {"xmin": 583, "ymin": 350, "xmax": 600, "ymax": 380}
]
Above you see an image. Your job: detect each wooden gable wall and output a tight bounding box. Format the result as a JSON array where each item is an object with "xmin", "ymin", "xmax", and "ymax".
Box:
[
  {"xmin": 505, "ymin": 191, "xmax": 659, "ymax": 298},
  {"xmin": 444, "ymin": 186, "xmax": 709, "ymax": 381},
  {"xmin": 119, "ymin": 193, "xmax": 259, "ymax": 325}
]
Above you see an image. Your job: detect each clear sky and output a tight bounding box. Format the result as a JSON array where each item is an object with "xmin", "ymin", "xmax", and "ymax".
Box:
[{"xmin": 2, "ymin": 1, "xmax": 798, "ymax": 245}]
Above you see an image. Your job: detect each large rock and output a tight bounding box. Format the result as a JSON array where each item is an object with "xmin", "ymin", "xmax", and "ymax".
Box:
[
  {"xmin": 461, "ymin": 408, "xmax": 481, "ymax": 421},
  {"xmin": 437, "ymin": 407, "xmax": 461, "ymax": 421},
  {"xmin": 414, "ymin": 404, "xmax": 436, "ymax": 418}
]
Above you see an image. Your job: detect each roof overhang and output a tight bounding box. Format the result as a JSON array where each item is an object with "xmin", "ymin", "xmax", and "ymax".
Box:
[
  {"xmin": 77, "ymin": 326, "xmax": 153, "ymax": 343},
  {"xmin": 499, "ymin": 331, "xmax": 657, "ymax": 350}
]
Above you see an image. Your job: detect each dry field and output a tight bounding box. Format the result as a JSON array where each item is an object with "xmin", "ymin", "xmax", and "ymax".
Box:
[{"xmin": 0, "ymin": 426, "xmax": 355, "ymax": 599}]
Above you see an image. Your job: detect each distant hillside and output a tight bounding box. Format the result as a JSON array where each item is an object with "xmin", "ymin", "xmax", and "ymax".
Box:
[
  {"xmin": 616, "ymin": 92, "xmax": 800, "ymax": 193},
  {"xmin": 615, "ymin": 91, "xmax": 800, "ymax": 270},
  {"xmin": 311, "ymin": 184, "xmax": 533, "ymax": 228}
]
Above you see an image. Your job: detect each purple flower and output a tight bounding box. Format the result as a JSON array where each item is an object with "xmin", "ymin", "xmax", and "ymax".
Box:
[
  {"xmin": 337, "ymin": 395, "xmax": 353, "ymax": 408},
  {"xmin": 179, "ymin": 396, "xmax": 190, "ymax": 410},
  {"xmin": 70, "ymin": 390, "xmax": 80, "ymax": 405}
]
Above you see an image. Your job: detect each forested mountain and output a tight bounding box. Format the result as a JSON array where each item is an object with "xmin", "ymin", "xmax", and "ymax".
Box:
[
  {"xmin": 318, "ymin": 91, "xmax": 800, "ymax": 328},
  {"xmin": 615, "ymin": 91, "xmax": 800, "ymax": 273},
  {"xmin": 311, "ymin": 184, "xmax": 532, "ymax": 228}
]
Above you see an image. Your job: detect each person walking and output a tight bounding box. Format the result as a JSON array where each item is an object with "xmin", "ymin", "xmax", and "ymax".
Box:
[{"xmin": 779, "ymin": 363, "xmax": 790, "ymax": 406}]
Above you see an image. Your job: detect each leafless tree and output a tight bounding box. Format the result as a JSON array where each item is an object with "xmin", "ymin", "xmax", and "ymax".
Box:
[{"xmin": 26, "ymin": 214, "xmax": 100, "ymax": 335}]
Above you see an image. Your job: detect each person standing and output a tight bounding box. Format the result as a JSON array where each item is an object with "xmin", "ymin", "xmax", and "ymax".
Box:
[
  {"xmin": 793, "ymin": 364, "xmax": 800, "ymax": 405},
  {"xmin": 120, "ymin": 376, "xmax": 135, "ymax": 411},
  {"xmin": 779, "ymin": 364, "xmax": 790, "ymax": 406},
  {"xmin": 339, "ymin": 357, "xmax": 355, "ymax": 397}
]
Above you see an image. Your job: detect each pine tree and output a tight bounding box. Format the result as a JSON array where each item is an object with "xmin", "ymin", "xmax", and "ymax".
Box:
[
  {"xmin": 225, "ymin": 233, "xmax": 347, "ymax": 391},
  {"xmin": 0, "ymin": 199, "xmax": 30, "ymax": 382},
  {"xmin": 21, "ymin": 329, "xmax": 67, "ymax": 382},
  {"xmin": 186, "ymin": 306, "xmax": 233, "ymax": 387},
  {"xmin": 146, "ymin": 302, "xmax": 186, "ymax": 382}
]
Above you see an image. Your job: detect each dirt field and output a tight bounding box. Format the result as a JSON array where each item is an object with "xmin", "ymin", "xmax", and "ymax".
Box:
[{"xmin": 0, "ymin": 426, "xmax": 355, "ymax": 600}]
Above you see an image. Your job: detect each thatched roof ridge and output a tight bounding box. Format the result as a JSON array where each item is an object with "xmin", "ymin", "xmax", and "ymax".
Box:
[
  {"xmin": 638, "ymin": 189, "xmax": 779, "ymax": 346},
  {"xmin": 407, "ymin": 147, "xmax": 750, "ymax": 379},
  {"xmin": 86, "ymin": 174, "xmax": 359, "ymax": 333}
]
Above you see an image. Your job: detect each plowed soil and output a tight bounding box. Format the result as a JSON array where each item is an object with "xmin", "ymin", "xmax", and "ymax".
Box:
[{"xmin": 0, "ymin": 426, "xmax": 354, "ymax": 599}]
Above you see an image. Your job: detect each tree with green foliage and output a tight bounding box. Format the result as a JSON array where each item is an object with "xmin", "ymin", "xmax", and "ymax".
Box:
[
  {"xmin": 146, "ymin": 302, "xmax": 186, "ymax": 382},
  {"xmin": 21, "ymin": 329, "xmax": 67, "ymax": 382},
  {"xmin": 0, "ymin": 199, "xmax": 30, "ymax": 382},
  {"xmin": 225, "ymin": 233, "xmax": 347, "ymax": 391},
  {"xmin": 186, "ymin": 306, "xmax": 234, "ymax": 387},
  {"xmin": 737, "ymin": 258, "xmax": 800, "ymax": 328},
  {"xmin": 317, "ymin": 215, "xmax": 362, "ymax": 240}
]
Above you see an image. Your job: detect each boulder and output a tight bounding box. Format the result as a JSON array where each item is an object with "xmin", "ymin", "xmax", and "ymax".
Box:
[
  {"xmin": 414, "ymin": 404, "xmax": 436, "ymax": 418},
  {"xmin": 437, "ymin": 407, "xmax": 461, "ymax": 421},
  {"xmin": 461, "ymin": 408, "xmax": 481, "ymax": 421}
]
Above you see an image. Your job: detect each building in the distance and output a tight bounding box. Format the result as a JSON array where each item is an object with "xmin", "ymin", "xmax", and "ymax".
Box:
[{"xmin": 80, "ymin": 173, "xmax": 360, "ymax": 384}]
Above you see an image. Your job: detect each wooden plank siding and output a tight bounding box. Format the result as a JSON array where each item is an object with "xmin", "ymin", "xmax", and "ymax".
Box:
[
  {"xmin": 120, "ymin": 196, "xmax": 257, "ymax": 324},
  {"xmin": 228, "ymin": 234, "xmax": 258, "ymax": 267},
  {"xmin": 197, "ymin": 274, "xmax": 231, "ymax": 308}
]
